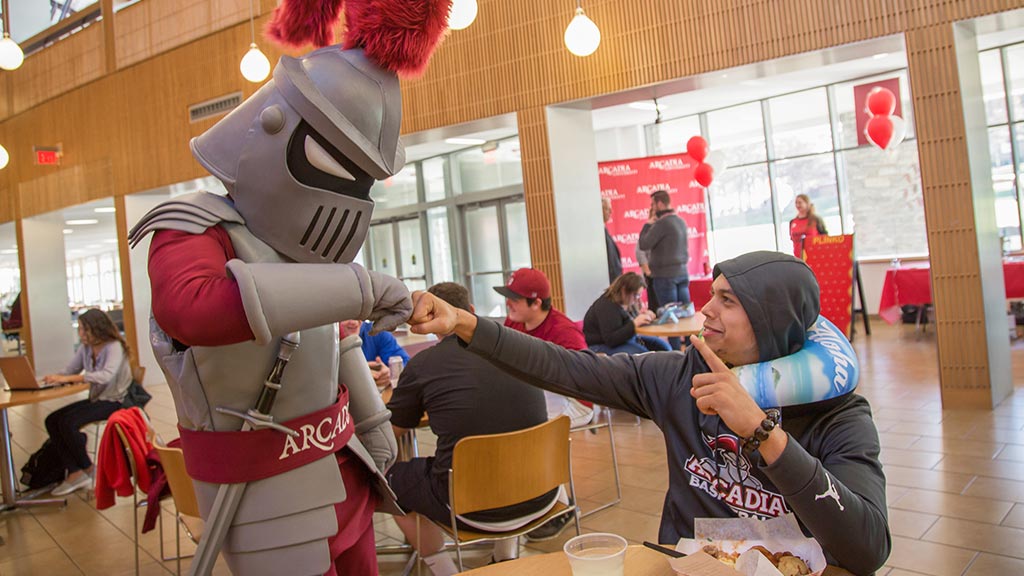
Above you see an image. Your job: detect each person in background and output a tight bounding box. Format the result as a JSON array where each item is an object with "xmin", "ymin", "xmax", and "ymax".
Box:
[
  {"xmin": 789, "ymin": 193, "xmax": 828, "ymax": 258},
  {"xmin": 637, "ymin": 242, "xmax": 659, "ymax": 313},
  {"xmin": 42, "ymin": 308, "xmax": 133, "ymax": 496},
  {"xmin": 493, "ymin": 268, "xmax": 593, "ymax": 428},
  {"xmin": 341, "ymin": 319, "xmax": 410, "ymax": 389},
  {"xmin": 638, "ymin": 189, "xmax": 691, "ymax": 350},
  {"xmin": 584, "ymin": 272, "xmax": 670, "ymax": 355},
  {"xmin": 386, "ymin": 282, "xmax": 551, "ymax": 575},
  {"xmin": 602, "ymin": 198, "xmax": 623, "ymax": 284}
]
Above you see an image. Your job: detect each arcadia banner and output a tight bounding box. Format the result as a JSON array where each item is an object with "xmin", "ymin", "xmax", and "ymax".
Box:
[{"xmin": 598, "ymin": 153, "xmax": 709, "ymax": 280}]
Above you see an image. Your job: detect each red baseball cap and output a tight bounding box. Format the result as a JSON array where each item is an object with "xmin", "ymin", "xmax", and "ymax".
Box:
[{"xmin": 493, "ymin": 268, "xmax": 551, "ymax": 300}]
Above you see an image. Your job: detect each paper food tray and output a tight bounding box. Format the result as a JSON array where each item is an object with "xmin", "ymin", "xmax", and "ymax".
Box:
[{"xmin": 670, "ymin": 515, "xmax": 826, "ymax": 576}]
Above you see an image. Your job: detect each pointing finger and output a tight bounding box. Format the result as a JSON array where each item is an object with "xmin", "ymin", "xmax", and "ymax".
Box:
[{"xmin": 690, "ymin": 334, "xmax": 730, "ymax": 373}]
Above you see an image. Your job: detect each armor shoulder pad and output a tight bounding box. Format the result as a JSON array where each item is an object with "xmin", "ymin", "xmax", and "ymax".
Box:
[{"xmin": 128, "ymin": 192, "xmax": 245, "ymax": 248}]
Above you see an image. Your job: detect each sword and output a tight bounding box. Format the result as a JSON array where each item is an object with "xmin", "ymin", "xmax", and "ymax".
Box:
[{"xmin": 188, "ymin": 332, "xmax": 301, "ymax": 576}]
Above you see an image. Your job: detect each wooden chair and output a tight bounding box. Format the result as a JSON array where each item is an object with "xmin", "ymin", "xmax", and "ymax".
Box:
[
  {"xmin": 90, "ymin": 366, "xmax": 147, "ymax": 460},
  {"xmin": 154, "ymin": 443, "xmax": 204, "ymax": 576},
  {"xmin": 436, "ymin": 415, "xmax": 581, "ymax": 572}
]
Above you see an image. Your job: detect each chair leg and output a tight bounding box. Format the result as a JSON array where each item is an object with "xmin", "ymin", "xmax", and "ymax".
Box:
[
  {"xmin": 132, "ymin": 489, "xmax": 140, "ymax": 575},
  {"xmin": 176, "ymin": 511, "xmax": 182, "ymax": 576}
]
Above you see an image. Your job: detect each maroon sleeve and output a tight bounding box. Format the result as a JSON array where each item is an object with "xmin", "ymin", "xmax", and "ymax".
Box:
[
  {"xmin": 148, "ymin": 227, "xmax": 254, "ymax": 347},
  {"xmin": 550, "ymin": 313, "xmax": 587, "ymax": 351}
]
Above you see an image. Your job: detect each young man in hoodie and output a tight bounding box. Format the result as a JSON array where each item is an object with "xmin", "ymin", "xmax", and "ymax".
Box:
[{"xmin": 407, "ymin": 251, "xmax": 890, "ymax": 576}]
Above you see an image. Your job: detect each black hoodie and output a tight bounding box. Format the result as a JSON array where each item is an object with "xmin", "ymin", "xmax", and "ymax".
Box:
[{"xmin": 463, "ymin": 251, "xmax": 890, "ymax": 575}]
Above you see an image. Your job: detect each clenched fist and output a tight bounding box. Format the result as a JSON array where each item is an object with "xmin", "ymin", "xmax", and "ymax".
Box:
[{"xmin": 365, "ymin": 270, "xmax": 413, "ymax": 334}]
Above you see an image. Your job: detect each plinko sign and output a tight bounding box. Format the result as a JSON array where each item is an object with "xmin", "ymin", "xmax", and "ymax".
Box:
[
  {"xmin": 599, "ymin": 153, "xmax": 708, "ymax": 279},
  {"xmin": 803, "ymin": 234, "xmax": 855, "ymax": 339}
]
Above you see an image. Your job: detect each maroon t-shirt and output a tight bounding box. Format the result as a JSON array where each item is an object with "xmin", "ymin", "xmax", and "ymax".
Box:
[
  {"xmin": 504, "ymin": 308, "xmax": 586, "ymax": 351},
  {"xmin": 505, "ymin": 308, "xmax": 590, "ymax": 407}
]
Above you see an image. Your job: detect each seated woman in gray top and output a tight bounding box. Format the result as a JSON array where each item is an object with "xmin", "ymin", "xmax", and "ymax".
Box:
[
  {"xmin": 42, "ymin": 308, "xmax": 133, "ymax": 496},
  {"xmin": 583, "ymin": 272, "xmax": 670, "ymax": 355}
]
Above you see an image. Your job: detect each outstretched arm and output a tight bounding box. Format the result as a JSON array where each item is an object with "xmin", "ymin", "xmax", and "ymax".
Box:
[{"xmin": 408, "ymin": 291, "xmax": 679, "ymax": 422}]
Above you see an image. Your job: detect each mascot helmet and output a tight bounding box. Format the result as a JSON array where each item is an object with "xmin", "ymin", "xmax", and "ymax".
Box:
[{"xmin": 191, "ymin": 0, "xmax": 450, "ymax": 264}]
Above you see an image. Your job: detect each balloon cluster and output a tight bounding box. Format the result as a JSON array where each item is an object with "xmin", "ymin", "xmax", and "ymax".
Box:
[
  {"xmin": 864, "ymin": 87, "xmax": 906, "ymax": 151},
  {"xmin": 687, "ymin": 136, "xmax": 726, "ymax": 188}
]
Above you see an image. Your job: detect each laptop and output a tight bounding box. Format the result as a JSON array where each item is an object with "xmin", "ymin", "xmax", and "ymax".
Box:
[{"xmin": 0, "ymin": 356, "xmax": 63, "ymax": 391}]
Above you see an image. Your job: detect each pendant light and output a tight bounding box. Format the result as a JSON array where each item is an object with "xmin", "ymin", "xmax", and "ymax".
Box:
[
  {"xmin": 239, "ymin": 0, "xmax": 270, "ymax": 83},
  {"xmin": 0, "ymin": 0, "xmax": 24, "ymax": 71},
  {"xmin": 564, "ymin": 0, "xmax": 600, "ymax": 57},
  {"xmin": 0, "ymin": 144, "xmax": 8, "ymax": 170},
  {"xmin": 448, "ymin": 0, "xmax": 478, "ymax": 30}
]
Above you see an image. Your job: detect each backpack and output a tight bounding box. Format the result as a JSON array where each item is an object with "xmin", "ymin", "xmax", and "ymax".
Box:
[{"xmin": 20, "ymin": 439, "xmax": 66, "ymax": 489}]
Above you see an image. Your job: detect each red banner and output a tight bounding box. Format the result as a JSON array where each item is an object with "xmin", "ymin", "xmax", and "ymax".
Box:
[
  {"xmin": 854, "ymin": 77, "xmax": 902, "ymax": 147},
  {"xmin": 598, "ymin": 153, "xmax": 709, "ymax": 280},
  {"xmin": 803, "ymin": 234, "xmax": 854, "ymax": 339}
]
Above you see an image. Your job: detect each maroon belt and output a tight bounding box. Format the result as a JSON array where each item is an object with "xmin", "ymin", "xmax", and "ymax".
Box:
[{"xmin": 179, "ymin": 388, "xmax": 353, "ymax": 484}]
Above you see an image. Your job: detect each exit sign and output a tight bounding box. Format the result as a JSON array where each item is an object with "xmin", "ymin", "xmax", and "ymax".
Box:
[{"xmin": 34, "ymin": 147, "xmax": 61, "ymax": 165}]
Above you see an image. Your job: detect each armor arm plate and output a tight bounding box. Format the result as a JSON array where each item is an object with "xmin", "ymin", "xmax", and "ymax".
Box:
[{"xmin": 226, "ymin": 259, "xmax": 375, "ymax": 346}]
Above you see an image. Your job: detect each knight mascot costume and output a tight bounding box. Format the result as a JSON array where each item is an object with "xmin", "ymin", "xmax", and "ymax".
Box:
[{"xmin": 128, "ymin": 1, "xmax": 451, "ymax": 574}]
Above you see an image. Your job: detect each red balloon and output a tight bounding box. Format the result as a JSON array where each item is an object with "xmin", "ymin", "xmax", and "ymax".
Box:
[
  {"xmin": 866, "ymin": 87, "xmax": 896, "ymax": 117},
  {"xmin": 865, "ymin": 115, "xmax": 894, "ymax": 150},
  {"xmin": 694, "ymin": 162, "xmax": 714, "ymax": 187},
  {"xmin": 687, "ymin": 136, "xmax": 709, "ymax": 163}
]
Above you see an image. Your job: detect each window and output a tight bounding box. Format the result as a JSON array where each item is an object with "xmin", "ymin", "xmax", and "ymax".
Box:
[
  {"xmin": 772, "ymin": 153, "xmax": 841, "ymax": 252},
  {"xmin": 365, "ymin": 135, "xmax": 526, "ymax": 311},
  {"xmin": 646, "ymin": 115, "xmax": 701, "ymax": 156},
  {"xmin": 769, "ymin": 89, "xmax": 833, "ymax": 158},
  {"xmin": 979, "ymin": 43, "xmax": 1024, "ymax": 252},
  {"xmin": 453, "ymin": 138, "xmax": 523, "ymax": 194},
  {"xmin": 370, "ymin": 164, "xmax": 418, "ymax": 210},
  {"xmin": 709, "ymin": 164, "xmax": 776, "ymax": 260},
  {"xmin": 707, "ymin": 103, "xmax": 767, "ymax": 166},
  {"xmin": 461, "ymin": 198, "xmax": 529, "ymax": 317}
]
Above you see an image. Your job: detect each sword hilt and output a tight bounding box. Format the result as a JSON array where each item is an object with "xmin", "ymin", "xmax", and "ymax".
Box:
[
  {"xmin": 254, "ymin": 332, "xmax": 300, "ymax": 415},
  {"xmin": 214, "ymin": 406, "xmax": 299, "ymax": 437}
]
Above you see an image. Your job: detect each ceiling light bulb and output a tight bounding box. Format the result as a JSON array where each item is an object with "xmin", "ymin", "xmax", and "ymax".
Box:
[
  {"xmin": 94, "ymin": 207, "xmax": 116, "ymax": 213},
  {"xmin": 0, "ymin": 144, "xmax": 8, "ymax": 170},
  {"xmin": 0, "ymin": 34, "xmax": 24, "ymax": 71},
  {"xmin": 240, "ymin": 43, "xmax": 270, "ymax": 83},
  {"xmin": 65, "ymin": 219, "xmax": 99, "ymax": 226},
  {"xmin": 564, "ymin": 7, "xmax": 601, "ymax": 57},
  {"xmin": 448, "ymin": 0, "xmax": 478, "ymax": 30}
]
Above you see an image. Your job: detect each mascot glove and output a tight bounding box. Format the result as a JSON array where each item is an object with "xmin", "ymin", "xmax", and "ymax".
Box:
[
  {"xmin": 366, "ymin": 270, "xmax": 412, "ymax": 334},
  {"xmin": 358, "ymin": 419, "xmax": 398, "ymax": 473}
]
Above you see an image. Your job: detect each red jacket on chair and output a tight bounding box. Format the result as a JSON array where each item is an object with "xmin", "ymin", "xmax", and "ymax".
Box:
[{"xmin": 96, "ymin": 407, "xmax": 153, "ymax": 510}]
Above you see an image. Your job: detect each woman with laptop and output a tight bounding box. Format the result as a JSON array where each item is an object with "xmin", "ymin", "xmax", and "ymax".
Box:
[{"xmin": 41, "ymin": 308, "xmax": 132, "ymax": 496}]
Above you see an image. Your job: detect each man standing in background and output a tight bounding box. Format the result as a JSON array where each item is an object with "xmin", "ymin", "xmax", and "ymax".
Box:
[
  {"xmin": 638, "ymin": 189, "xmax": 691, "ymax": 349},
  {"xmin": 603, "ymin": 198, "xmax": 622, "ymax": 284}
]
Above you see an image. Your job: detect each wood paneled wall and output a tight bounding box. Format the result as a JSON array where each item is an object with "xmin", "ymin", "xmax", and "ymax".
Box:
[
  {"xmin": 517, "ymin": 107, "xmax": 565, "ymax": 312},
  {"xmin": 0, "ymin": 0, "xmax": 1021, "ymax": 402}
]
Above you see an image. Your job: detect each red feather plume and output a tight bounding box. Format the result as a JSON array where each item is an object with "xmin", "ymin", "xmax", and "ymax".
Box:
[
  {"xmin": 266, "ymin": 0, "xmax": 346, "ymax": 49},
  {"xmin": 343, "ymin": 0, "xmax": 452, "ymax": 77}
]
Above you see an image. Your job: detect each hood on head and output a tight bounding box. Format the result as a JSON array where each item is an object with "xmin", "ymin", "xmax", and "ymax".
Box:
[{"xmin": 712, "ymin": 251, "xmax": 819, "ymax": 362}]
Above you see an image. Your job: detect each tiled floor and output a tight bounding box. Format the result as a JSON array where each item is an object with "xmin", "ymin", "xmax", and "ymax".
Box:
[{"xmin": 0, "ymin": 320, "xmax": 1022, "ymax": 575}]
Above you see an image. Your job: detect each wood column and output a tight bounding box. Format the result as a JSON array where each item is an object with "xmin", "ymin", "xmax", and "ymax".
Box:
[
  {"xmin": 906, "ymin": 23, "xmax": 1011, "ymax": 408},
  {"xmin": 517, "ymin": 106, "xmax": 565, "ymax": 312},
  {"xmin": 114, "ymin": 195, "xmax": 138, "ymax": 371}
]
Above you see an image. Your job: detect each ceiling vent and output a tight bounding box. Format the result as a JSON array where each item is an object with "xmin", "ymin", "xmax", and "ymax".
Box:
[{"xmin": 189, "ymin": 92, "xmax": 243, "ymax": 123}]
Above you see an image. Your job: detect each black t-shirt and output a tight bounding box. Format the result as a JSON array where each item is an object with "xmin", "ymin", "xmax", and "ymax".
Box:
[{"xmin": 388, "ymin": 335, "xmax": 548, "ymax": 487}]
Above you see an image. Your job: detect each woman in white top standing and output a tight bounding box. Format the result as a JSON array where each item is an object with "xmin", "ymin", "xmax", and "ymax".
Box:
[{"xmin": 42, "ymin": 308, "xmax": 133, "ymax": 495}]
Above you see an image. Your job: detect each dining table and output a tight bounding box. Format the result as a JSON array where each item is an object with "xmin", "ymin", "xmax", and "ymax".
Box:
[
  {"xmin": 877, "ymin": 259, "xmax": 1024, "ymax": 324},
  {"xmin": 0, "ymin": 382, "xmax": 89, "ymax": 511},
  {"xmin": 458, "ymin": 544, "xmax": 856, "ymax": 575},
  {"xmin": 635, "ymin": 312, "xmax": 706, "ymax": 339}
]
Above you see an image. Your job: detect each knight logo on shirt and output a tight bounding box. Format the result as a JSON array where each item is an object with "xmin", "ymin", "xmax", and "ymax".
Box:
[{"xmin": 684, "ymin": 432, "xmax": 790, "ymax": 519}]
